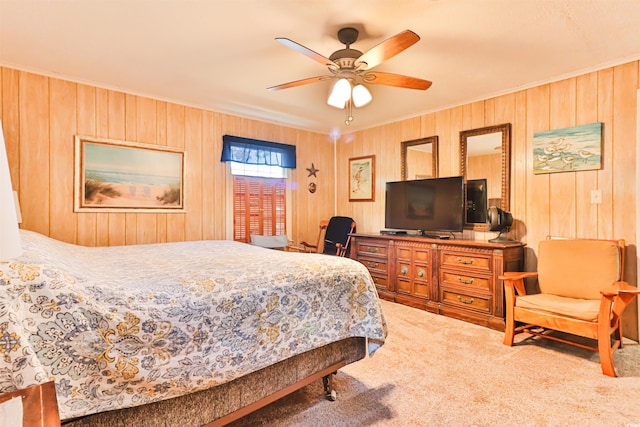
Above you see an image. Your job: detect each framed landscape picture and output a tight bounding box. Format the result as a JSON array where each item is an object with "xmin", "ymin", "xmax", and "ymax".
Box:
[
  {"xmin": 349, "ymin": 155, "xmax": 375, "ymax": 202},
  {"xmin": 74, "ymin": 136, "xmax": 186, "ymax": 213},
  {"xmin": 533, "ymin": 122, "xmax": 602, "ymax": 174}
]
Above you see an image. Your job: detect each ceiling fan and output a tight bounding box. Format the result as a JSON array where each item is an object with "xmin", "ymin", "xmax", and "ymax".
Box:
[{"xmin": 268, "ymin": 27, "xmax": 432, "ymax": 125}]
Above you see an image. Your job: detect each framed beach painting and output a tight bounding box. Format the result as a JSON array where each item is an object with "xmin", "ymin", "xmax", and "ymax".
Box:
[
  {"xmin": 74, "ymin": 136, "xmax": 186, "ymax": 213},
  {"xmin": 349, "ymin": 155, "xmax": 375, "ymax": 202},
  {"xmin": 533, "ymin": 122, "xmax": 602, "ymax": 174}
]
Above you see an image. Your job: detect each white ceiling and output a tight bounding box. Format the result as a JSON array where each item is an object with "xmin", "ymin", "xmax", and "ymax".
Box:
[{"xmin": 1, "ymin": 0, "xmax": 640, "ymax": 136}]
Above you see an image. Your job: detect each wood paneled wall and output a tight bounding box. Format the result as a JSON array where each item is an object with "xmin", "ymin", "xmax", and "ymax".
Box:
[
  {"xmin": 2, "ymin": 61, "xmax": 638, "ymax": 337},
  {"xmin": 336, "ymin": 61, "xmax": 639, "ymax": 338},
  {"xmin": 337, "ymin": 61, "xmax": 638, "ymax": 254},
  {"xmin": 0, "ymin": 67, "xmax": 335, "ymax": 248}
]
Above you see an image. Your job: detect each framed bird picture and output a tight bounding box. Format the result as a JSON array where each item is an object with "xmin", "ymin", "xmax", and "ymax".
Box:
[
  {"xmin": 349, "ymin": 155, "xmax": 375, "ymax": 202},
  {"xmin": 533, "ymin": 122, "xmax": 602, "ymax": 174}
]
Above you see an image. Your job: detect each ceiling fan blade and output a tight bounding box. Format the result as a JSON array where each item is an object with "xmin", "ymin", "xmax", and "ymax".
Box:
[
  {"xmin": 267, "ymin": 75, "xmax": 331, "ymax": 91},
  {"xmin": 355, "ymin": 30, "xmax": 420, "ymax": 70},
  {"xmin": 364, "ymin": 72, "xmax": 432, "ymax": 90},
  {"xmin": 275, "ymin": 38, "xmax": 338, "ymax": 68}
]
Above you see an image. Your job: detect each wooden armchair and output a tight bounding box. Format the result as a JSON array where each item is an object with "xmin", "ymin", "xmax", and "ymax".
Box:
[
  {"xmin": 288, "ymin": 217, "xmax": 356, "ymax": 257},
  {"xmin": 288, "ymin": 220, "xmax": 329, "ymax": 253},
  {"xmin": 501, "ymin": 238, "xmax": 640, "ymax": 377}
]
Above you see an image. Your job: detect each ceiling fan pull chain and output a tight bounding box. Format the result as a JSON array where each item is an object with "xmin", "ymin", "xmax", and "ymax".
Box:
[{"xmin": 345, "ymin": 99, "xmax": 354, "ymax": 125}]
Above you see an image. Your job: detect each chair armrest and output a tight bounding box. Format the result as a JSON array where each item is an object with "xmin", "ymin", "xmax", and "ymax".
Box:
[
  {"xmin": 287, "ymin": 241, "xmax": 320, "ymax": 253},
  {"xmin": 286, "ymin": 242, "xmax": 306, "ymax": 252},
  {"xmin": 598, "ymin": 281, "xmax": 639, "ymax": 329},
  {"xmin": 499, "ymin": 272, "xmax": 538, "ymax": 281},
  {"xmin": 299, "ymin": 241, "xmax": 318, "ymax": 252},
  {"xmin": 500, "ymin": 272, "xmax": 537, "ymax": 296},
  {"xmin": 600, "ymin": 281, "xmax": 640, "ymax": 297}
]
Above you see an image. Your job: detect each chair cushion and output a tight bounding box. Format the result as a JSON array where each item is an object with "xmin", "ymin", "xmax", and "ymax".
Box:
[
  {"xmin": 516, "ymin": 293, "xmax": 600, "ymax": 322},
  {"xmin": 537, "ymin": 239, "xmax": 620, "ymax": 300}
]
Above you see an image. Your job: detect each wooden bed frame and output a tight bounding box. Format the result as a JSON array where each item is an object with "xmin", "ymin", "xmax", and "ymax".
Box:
[
  {"xmin": 0, "ymin": 381, "xmax": 61, "ymax": 427},
  {"xmin": 61, "ymin": 337, "xmax": 367, "ymax": 427}
]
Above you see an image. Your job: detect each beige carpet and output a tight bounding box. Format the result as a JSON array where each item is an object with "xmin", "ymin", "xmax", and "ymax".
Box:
[{"xmin": 230, "ymin": 300, "xmax": 640, "ymax": 426}]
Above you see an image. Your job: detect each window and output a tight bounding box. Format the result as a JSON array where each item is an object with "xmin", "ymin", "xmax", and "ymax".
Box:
[
  {"xmin": 233, "ymin": 176, "xmax": 286, "ymax": 242},
  {"xmin": 229, "ymin": 161, "xmax": 287, "ymax": 178},
  {"xmin": 221, "ymin": 135, "xmax": 294, "ymax": 243}
]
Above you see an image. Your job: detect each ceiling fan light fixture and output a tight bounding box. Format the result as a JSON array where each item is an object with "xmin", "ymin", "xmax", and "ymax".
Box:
[
  {"xmin": 352, "ymin": 84, "xmax": 372, "ymax": 107},
  {"xmin": 326, "ymin": 93, "xmax": 345, "ymax": 109},
  {"xmin": 272, "ymin": 28, "xmax": 430, "ymax": 127},
  {"xmin": 327, "ymin": 78, "xmax": 351, "ymax": 109}
]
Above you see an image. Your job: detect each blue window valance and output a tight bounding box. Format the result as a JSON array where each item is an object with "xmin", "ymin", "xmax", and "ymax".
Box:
[{"xmin": 221, "ymin": 135, "xmax": 296, "ymax": 169}]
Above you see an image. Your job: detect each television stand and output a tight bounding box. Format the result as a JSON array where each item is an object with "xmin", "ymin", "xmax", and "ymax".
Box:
[{"xmin": 349, "ymin": 233, "xmax": 525, "ymax": 331}]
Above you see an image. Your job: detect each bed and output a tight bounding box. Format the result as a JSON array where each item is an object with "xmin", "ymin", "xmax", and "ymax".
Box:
[{"xmin": 0, "ymin": 230, "xmax": 387, "ymax": 426}]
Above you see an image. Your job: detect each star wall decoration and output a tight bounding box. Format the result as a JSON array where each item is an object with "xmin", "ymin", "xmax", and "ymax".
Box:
[{"xmin": 306, "ymin": 163, "xmax": 319, "ymax": 177}]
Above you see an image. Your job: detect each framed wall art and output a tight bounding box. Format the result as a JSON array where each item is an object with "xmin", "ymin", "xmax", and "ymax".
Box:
[
  {"xmin": 349, "ymin": 155, "xmax": 375, "ymax": 202},
  {"xmin": 533, "ymin": 122, "xmax": 602, "ymax": 174},
  {"xmin": 74, "ymin": 136, "xmax": 186, "ymax": 213}
]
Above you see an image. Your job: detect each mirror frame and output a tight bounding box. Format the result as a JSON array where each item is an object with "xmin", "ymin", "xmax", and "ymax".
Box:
[
  {"xmin": 459, "ymin": 123, "xmax": 511, "ymax": 231},
  {"xmin": 401, "ymin": 136, "xmax": 439, "ymax": 180}
]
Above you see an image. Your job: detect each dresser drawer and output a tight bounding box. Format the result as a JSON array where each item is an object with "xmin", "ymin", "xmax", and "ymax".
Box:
[
  {"xmin": 440, "ymin": 271, "xmax": 491, "ymax": 291},
  {"xmin": 440, "ymin": 250, "xmax": 491, "ymax": 272},
  {"xmin": 357, "ymin": 242, "xmax": 388, "ymax": 258},
  {"xmin": 359, "ymin": 256, "xmax": 388, "ymax": 274},
  {"xmin": 441, "ymin": 289, "xmax": 491, "ymax": 313},
  {"xmin": 370, "ymin": 274, "xmax": 389, "ymax": 288}
]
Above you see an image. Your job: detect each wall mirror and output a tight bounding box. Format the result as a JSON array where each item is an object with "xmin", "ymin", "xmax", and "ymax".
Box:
[
  {"xmin": 401, "ymin": 136, "xmax": 439, "ymax": 180},
  {"xmin": 460, "ymin": 123, "xmax": 511, "ymax": 231}
]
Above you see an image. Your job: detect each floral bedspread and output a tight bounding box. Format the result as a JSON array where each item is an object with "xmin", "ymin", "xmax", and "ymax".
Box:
[{"xmin": 0, "ymin": 230, "xmax": 387, "ymax": 420}]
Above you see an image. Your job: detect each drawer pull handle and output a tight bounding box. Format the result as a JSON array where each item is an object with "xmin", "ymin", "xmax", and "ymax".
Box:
[
  {"xmin": 457, "ymin": 295, "xmax": 475, "ymax": 304},
  {"xmin": 367, "ymin": 247, "xmax": 379, "ymax": 253},
  {"xmin": 417, "ymin": 269, "xmax": 425, "ymax": 278},
  {"xmin": 367, "ymin": 261, "xmax": 379, "ymax": 269},
  {"xmin": 372, "ymin": 277, "xmax": 379, "ymax": 284},
  {"xmin": 457, "ymin": 257, "xmax": 474, "ymax": 265},
  {"xmin": 401, "ymin": 266, "xmax": 409, "ymax": 275},
  {"xmin": 457, "ymin": 276, "xmax": 474, "ymax": 285}
]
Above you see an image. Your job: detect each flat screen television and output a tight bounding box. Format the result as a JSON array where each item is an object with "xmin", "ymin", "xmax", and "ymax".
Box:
[{"xmin": 385, "ymin": 176, "xmax": 465, "ymax": 235}]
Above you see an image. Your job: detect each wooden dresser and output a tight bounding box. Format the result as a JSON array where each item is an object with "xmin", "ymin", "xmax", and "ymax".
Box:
[{"xmin": 350, "ymin": 233, "xmax": 524, "ymax": 331}]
